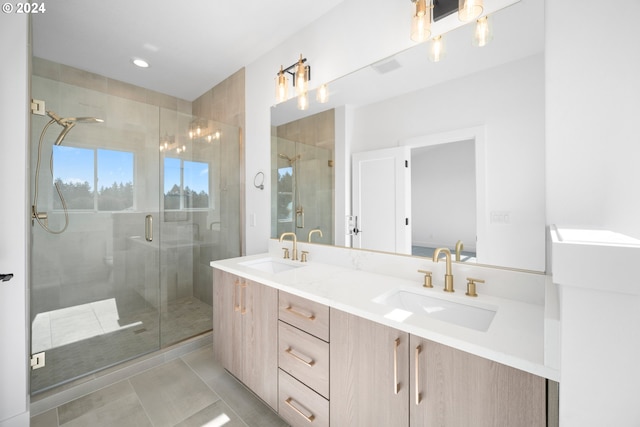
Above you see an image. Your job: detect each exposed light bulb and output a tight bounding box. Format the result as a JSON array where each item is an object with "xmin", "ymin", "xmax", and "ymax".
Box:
[
  {"xmin": 458, "ymin": 0, "xmax": 483, "ymax": 22},
  {"xmin": 275, "ymin": 66, "xmax": 288, "ymax": 103},
  {"xmin": 295, "ymin": 55, "xmax": 309, "ymax": 96},
  {"xmin": 411, "ymin": 0, "xmax": 431, "ymax": 42}
]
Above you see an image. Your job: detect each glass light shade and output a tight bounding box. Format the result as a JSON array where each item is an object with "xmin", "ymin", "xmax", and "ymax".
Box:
[
  {"xmin": 297, "ymin": 92, "xmax": 309, "ymax": 110},
  {"xmin": 316, "ymin": 84, "xmax": 329, "ymax": 103},
  {"xmin": 458, "ymin": 0, "xmax": 483, "ymax": 22},
  {"xmin": 295, "ymin": 56, "xmax": 309, "ymax": 96},
  {"xmin": 410, "ymin": 0, "xmax": 431, "ymax": 42},
  {"xmin": 428, "ymin": 35, "xmax": 446, "ymax": 62},
  {"xmin": 275, "ymin": 67, "xmax": 288, "ymax": 103},
  {"xmin": 473, "ymin": 16, "xmax": 493, "ymax": 47}
]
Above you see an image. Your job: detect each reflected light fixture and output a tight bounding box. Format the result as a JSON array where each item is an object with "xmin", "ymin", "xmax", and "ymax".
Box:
[
  {"xmin": 458, "ymin": 0, "xmax": 483, "ymax": 22},
  {"xmin": 473, "ymin": 15, "xmax": 493, "ymax": 47},
  {"xmin": 316, "ymin": 83, "xmax": 329, "ymax": 103},
  {"xmin": 410, "ymin": 0, "xmax": 431, "ymax": 42},
  {"xmin": 428, "ymin": 35, "xmax": 446, "ymax": 62},
  {"xmin": 297, "ymin": 92, "xmax": 309, "ymax": 110}
]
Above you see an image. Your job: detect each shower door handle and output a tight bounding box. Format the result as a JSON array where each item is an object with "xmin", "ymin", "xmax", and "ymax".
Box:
[{"xmin": 145, "ymin": 215, "xmax": 153, "ymax": 242}]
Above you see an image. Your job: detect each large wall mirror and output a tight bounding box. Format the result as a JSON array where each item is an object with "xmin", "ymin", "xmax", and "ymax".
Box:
[{"xmin": 271, "ymin": 0, "xmax": 545, "ymax": 272}]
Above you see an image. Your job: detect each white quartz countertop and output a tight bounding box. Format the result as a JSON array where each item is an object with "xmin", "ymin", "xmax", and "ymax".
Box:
[{"xmin": 211, "ymin": 253, "xmax": 559, "ymax": 381}]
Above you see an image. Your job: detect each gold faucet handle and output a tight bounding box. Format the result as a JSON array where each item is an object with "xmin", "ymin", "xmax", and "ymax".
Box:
[
  {"xmin": 465, "ymin": 277, "xmax": 485, "ymax": 297},
  {"xmin": 282, "ymin": 247, "xmax": 290, "ymax": 259},
  {"xmin": 417, "ymin": 270, "xmax": 433, "ymax": 288},
  {"xmin": 300, "ymin": 251, "xmax": 309, "ymax": 262}
]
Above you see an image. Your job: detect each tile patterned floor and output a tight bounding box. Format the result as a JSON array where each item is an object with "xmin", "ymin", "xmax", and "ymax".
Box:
[{"xmin": 30, "ymin": 344, "xmax": 289, "ymax": 427}]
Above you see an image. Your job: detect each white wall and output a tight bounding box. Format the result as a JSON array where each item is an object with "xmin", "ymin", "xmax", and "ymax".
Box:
[
  {"xmin": 351, "ymin": 55, "xmax": 546, "ymax": 271},
  {"xmin": 0, "ymin": 14, "xmax": 30, "ymax": 427},
  {"xmin": 546, "ymin": 1, "xmax": 640, "ymax": 237}
]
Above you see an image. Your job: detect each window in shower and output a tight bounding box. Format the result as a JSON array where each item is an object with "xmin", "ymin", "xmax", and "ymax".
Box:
[
  {"xmin": 277, "ymin": 166, "xmax": 293, "ymax": 222},
  {"xmin": 164, "ymin": 157, "xmax": 210, "ymax": 210},
  {"xmin": 53, "ymin": 146, "xmax": 134, "ymax": 211}
]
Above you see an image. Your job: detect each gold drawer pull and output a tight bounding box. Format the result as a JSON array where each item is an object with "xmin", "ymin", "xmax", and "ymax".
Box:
[
  {"xmin": 415, "ymin": 345, "xmax": 422, "ymax": 405},
  {"xmin": 285, "ymin": 347, "xmax": 316, "ymax": 367},
  {"xmin": 285, "ymin": 305, "xmax": 316, "ymax": 321},
  {"xmin": 285, "ymin": 397, "xmax": 315, "ymax": 423},
  {"xmin": 393, "ymin": 338, "xmax": 400, "ymax": 395}
]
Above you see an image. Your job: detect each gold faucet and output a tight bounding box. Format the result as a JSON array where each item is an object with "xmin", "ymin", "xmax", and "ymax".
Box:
[
  {"xmin": 279, "ymin": 232, "xmax": 298, "ymax": 261},
  {"xmin": 455, "ymin": 240, "xmax": 464, "ymax": 262},
  {"xmin": 433, "ymin": 247, "xmax": 454, "ymax": 292},
  {"xmin": 308, "ymin": 228, "xmax": 323, "ymax": 242}
]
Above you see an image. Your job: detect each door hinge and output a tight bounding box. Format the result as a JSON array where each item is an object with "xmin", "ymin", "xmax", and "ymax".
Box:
[
  {"xmin": 31, "ymin": 99, "xmax": 45, "ymax": 115},
  {"xmin": 31, "ymin": 352, "xmax": 45, "ymax": 370},
  {"xmin": 406, "ymin": 218, "xmax": 409, "ymax": 225},
  {"xmin": 405, "ymin": 160, "xmax": 409, "ymax": 168}
]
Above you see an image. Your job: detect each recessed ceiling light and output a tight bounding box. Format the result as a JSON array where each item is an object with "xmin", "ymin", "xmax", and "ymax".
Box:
[{"xmin": 132, "ymin": 58, "xmax": 149, "ymax": 68}]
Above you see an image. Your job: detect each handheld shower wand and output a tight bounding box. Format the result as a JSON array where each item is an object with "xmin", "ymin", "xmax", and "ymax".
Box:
[{"xmin": 32, "ymin": 110, "xmax": 103, "ymax": 234}]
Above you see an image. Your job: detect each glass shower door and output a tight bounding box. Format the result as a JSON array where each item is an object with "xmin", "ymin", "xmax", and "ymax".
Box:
[{"xmin": 30, "ymin": 78, "xmax": 162, "ymax": 393}]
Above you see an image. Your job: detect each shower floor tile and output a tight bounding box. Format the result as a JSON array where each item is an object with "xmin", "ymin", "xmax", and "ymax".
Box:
[{"xmin": 31, "ymin": 295, "xmax": 212, "ymax": 393}]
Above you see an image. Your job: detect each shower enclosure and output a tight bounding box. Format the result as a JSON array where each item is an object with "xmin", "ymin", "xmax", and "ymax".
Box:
[
  {"xmin": 271, "ymin": 136, "xmax": 333, "ymax": 244},
  {"xmin": 29, "ymin": 65, "xmax": 241, "ymax": 393}
]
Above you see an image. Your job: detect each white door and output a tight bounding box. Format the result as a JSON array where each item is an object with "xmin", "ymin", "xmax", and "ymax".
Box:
[{"xmin": 352, "ymin": 147, "xmax": 411, "ymax": 254}]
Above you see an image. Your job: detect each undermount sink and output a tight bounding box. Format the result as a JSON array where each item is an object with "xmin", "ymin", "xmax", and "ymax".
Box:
[
  {"xmin": 373, "ymin": 288, "xmax": 497, "ymax": 332},
  {"xmin": 239, "ymin": 257, "xmax": 304, "ymax": 274}
]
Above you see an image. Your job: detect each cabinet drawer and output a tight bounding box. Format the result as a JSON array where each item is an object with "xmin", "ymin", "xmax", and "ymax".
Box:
[
  {"xmin": 279, "ymin": 321, "xmax": 329, "ymax": 398},
  {"xmin": 279, "ymin": 370, "xmax": 329, "ymax": 427},
  {"xmin": 279, "ymin": 291, "xmax": 329, "ymax": 341}
]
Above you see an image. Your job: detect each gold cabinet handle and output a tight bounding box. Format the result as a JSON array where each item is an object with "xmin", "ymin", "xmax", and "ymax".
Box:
[
  {"xmin": 285, "ymin": 305, "xmax": 316, "ymax": 321},
  {"xmin": 393, "ymin": 338, "xmax": 400, "ymax": 395},
  {"xmin": 284, "ymin": 397, "xmax": 315, "ymax": 423},
  {"xmin": 415, "ymin": 345, "xmax": 422, "ymax": 405},
  {"xmin": 240, "ymin": 282, "xmax": 247, "ymax": 314},
  {"xmin": 233, "ymin": 279, "xmax": 241, "ymax": 312},
  {"xmin": 285, "ymin": 347, "xmax": 316, "ymax": 367},
  {"xmin": 285, "ymin": 347, "xmax": 315, "ymax": 367}
]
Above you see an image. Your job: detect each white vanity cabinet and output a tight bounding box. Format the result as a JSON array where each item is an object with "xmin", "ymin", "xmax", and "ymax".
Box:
[
  {"xmin": 277, "ymin": 291, "xmax": 330, "ymax": 427},
  {"xmin": 331, "ymin": 309, "xmax": 546, "ymax": 427},
  {"xmin": 212, "ymin": 268, "xmax": 278, "ymax": 410}
]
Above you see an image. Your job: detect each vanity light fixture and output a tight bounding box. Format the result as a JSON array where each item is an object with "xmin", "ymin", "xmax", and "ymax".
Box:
[
  {"xmin": 410, "ymin": 0, "xmax": 432, "ymax": 42},
  {"xmin": 458, "ymin": 0, "xmax": 483, "ymax": 22},
  {"xmin": 472, "ymin": 15, "xmax": 493, "ymax": 47},
  {"xmin": 428, "ymin": 35, "xmax": 446, "ymax": 62},
  {"xmin": 275, "ymin": 55, "xmax": 310, "ymax": 102}
]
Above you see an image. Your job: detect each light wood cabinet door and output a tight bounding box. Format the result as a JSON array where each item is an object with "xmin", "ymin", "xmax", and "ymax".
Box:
[
  {"xmin": 213, "ymin": 269, "xmax": 243, "ymax": 378},
  {"xmin": 330, "ymin": 308, "xmax": 409, "ymax": 427},
  {"xmin": 410, "ymin": 335, "xmax": 546, "ymax": 427},
  {"xmin": 212, "ymin": 269, "xmax": 278, "ymax": 410},
  {"xmin": 242, "ymin": 278, "xmax": 279, "ymax": 409}
]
